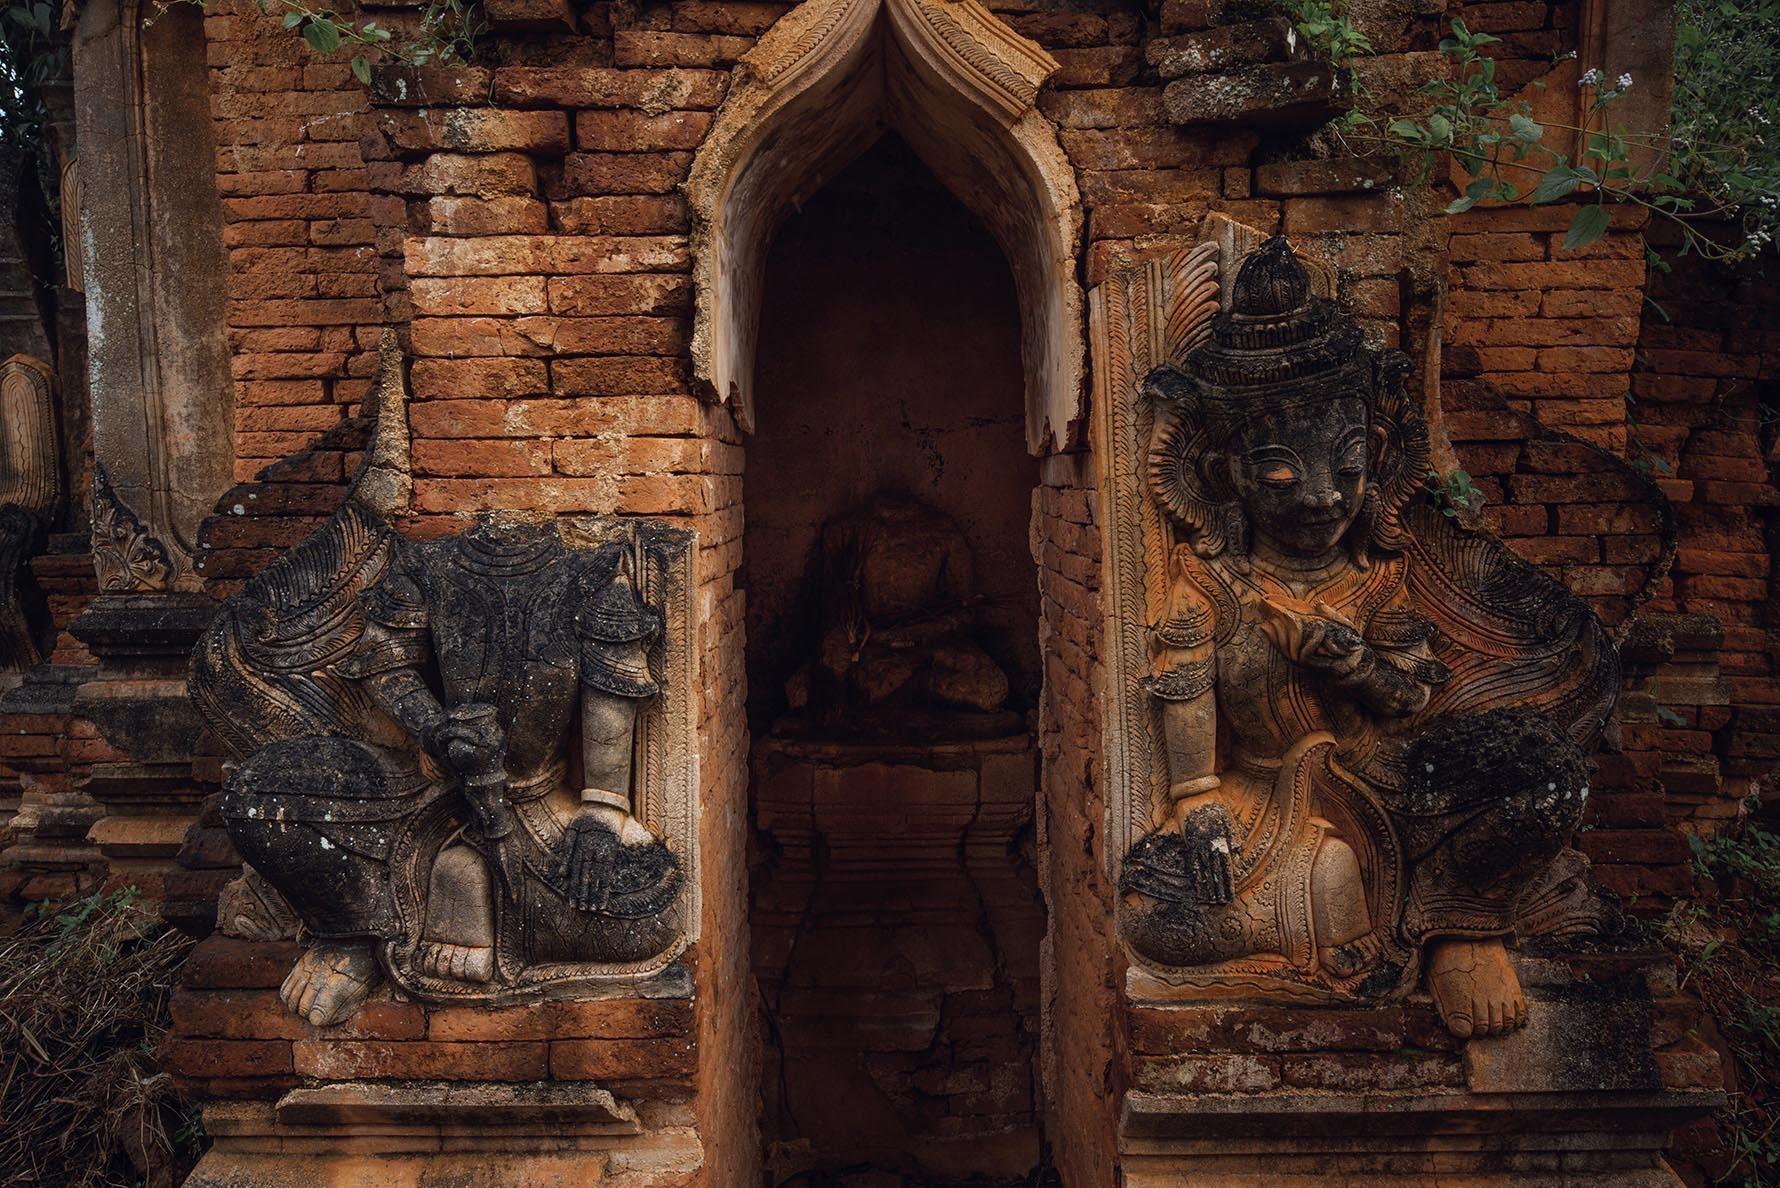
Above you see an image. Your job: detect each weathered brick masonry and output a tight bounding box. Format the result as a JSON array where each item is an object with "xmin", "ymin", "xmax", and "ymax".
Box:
[{"xmin": 2, "ymin": 0, "xmax": 1774, "ymax": 1183}]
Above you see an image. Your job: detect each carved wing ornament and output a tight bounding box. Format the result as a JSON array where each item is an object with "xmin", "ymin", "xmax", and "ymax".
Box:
[
  {"xmin": 91, "ymin": 464, "xmax": 176, "ymax": 593},
  {"xmin": 1144, "ymin": 369, "xmax": 1238, "ymax": 561},
  {"xmin": 1361, "ymin": 351, "xmax": 1426, "ymax": 555}
]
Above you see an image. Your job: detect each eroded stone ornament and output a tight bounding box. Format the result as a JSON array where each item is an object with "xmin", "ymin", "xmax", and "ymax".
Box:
[
  {"xmin": 191, "ymin": 499, "xmax": 694, "ymax": 1025},
  {"xmin": 1117, "ymin": 237, "xmax": 1620, "ymax": 1039},
  {"xmin": 0, "ymin": 355, "xmax": 60, "ymax": 670}
]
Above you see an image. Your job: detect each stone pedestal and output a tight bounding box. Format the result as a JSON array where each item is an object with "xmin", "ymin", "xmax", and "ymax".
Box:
[
  {"xmin": 169, "ymin": 937, "xmax": 704, "ymax": 1187},
  {"xmin": 188, "ymin": 1087, "xmax": 699, "ymax": 1188},
  {"xmin": 1119, "ymin": 948, "xmax": 1722, "ymax": 1186},
  {"xmin": 1120, "ymin": 1088, "xmax": 1712, "ymax": 1186}
]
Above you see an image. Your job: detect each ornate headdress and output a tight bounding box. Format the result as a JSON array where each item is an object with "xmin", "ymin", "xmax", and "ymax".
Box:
[
  {"xmin": 1145, "ymin": 236, "xmax": 1429, "ymax": 562},
  {"xmin": 1172, "ymin": 235, "xmax": 1372, "ymax": 405}
]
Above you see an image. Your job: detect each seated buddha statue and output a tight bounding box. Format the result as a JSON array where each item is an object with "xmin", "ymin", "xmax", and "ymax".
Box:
[
  {"xmin": 784, "ymin": 491, "xmax": 1014, "ymax": 738},
  {"xmin": 1118, "ymin": 237, "xmax": 1620, "ymax": 1039}
]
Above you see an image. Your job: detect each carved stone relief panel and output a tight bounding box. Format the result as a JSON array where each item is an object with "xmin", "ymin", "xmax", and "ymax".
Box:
[
  {"xmin": 1093, "ymin": 220, "xmax": 1622, "ymax": 1039},
  {"xmin": 74, "ymin": 0, "xmax": 232, "ymax": 574},
  {"xmin": 190, "ymin": 477, "xmax": 699, "ymax": 1024}
]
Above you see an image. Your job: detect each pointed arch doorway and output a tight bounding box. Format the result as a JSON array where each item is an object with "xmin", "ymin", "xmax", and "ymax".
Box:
[{"xmin": 686, "ymin": 2, "xmax": 1084, "ymax": 1181}]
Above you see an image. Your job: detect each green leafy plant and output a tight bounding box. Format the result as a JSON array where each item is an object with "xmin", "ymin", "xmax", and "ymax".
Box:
[
  {"xmin": 0, "ymin": 0, "xmax": 65, "ymax": 152},
  {"xmin": 1278, "ymin": 0, "xmax": 1372, "ymax": 72},
  {"xmin": 1276, "ymin": 5, "xmax": 1780, "ymax": 261},
  {"xmin": 1424, "ymin": 466, "xmax": 1482, "ymax": 518},
  {"xmin": 1670, "ymin": 801, "xmax": 1780, "ymax": 1185},
  {"xmin": 259, "ymin": 0, "xmax": 484, "ymax": 84},
  {"xmin": 152, "ymin": 0, "xmax": 486, "ymax": 86},
  {"xmin": 1670, "ymin": 0, "xmax": 1780, "ymax": 257}
]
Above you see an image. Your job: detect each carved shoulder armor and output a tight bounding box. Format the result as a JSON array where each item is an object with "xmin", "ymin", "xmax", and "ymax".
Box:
[
  {"xmin": 1154, "ymin": 545, "xmax": 1236, "ymax": 648},
  {"xmin": 573, "ymin": 552, "xmax": 664, "ymax": 699},
  {"xmin": 360, "ymin": 562, "xmax": 428, "ymax": 630},
  {"xmin": 340, "ymin": 559, "xmax": 431, "ymax": 678}
]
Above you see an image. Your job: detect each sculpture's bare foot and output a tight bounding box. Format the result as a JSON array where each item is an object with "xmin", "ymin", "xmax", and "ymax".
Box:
[
  {"xmin": 280, "ymin": 941, "xmax": 381, "ymax": 1026},
  {"xmin": 1427, "ymin": 938, "xmax": 1527, "ymax": 1039},
  {"xmin": 415, "ymin": 940, "xmax": 496, "ymax": 983}
]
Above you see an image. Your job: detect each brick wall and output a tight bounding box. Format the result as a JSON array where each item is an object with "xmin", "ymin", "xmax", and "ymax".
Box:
[
  {"xmin": 6, "ymin": 0, "xmax": 1778, "ymax": 1180},
  {"xmin": 1033, "ymin": 458, "xmax": 1119, "ymax": 1186},
  {"xmin": 205, "ymin": 0, "xmax": 380, "ymax": 482}
]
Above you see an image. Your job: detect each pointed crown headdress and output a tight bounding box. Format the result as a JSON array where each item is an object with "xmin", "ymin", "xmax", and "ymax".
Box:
[{"xmin": 1144, "ymin": 235, "xmax": 1428, "ymax": 560}]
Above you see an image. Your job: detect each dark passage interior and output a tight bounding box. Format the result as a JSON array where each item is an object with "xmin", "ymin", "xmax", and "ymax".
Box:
[{"xmin": 744, "ymin": 136, "xmax": 1048, "ymax": 1186}]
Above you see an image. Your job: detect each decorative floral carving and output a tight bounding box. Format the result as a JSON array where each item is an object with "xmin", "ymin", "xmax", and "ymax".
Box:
[{"xmin": 90, "ymin": 464, "xmax": 175, "ymax": 593}]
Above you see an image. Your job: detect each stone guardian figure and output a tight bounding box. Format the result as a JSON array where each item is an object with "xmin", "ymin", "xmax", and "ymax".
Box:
[
  {"xmin": 1117, "ymin": 237, "xmax": 1620, "ymax": 1039},
  {"xmin": 192, "ymin": 502, "xmax": 688, "ymax": 1026}
]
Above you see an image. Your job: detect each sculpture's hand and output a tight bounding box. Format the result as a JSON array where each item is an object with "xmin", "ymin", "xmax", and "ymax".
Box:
[
  {"xmin": 1183, "ymin": 804, "xmax": 1235, "ymax": 905},
  {"xmin": 552, "ymin": 803, "xmax": 650, "ymax": 912},
  {"xmin": 1258, "ymin": 597, "xmax": 1372, "ymax": 678}
]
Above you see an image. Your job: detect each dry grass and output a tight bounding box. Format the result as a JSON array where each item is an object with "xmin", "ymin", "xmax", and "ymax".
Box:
[{"xmin": 0, "ymin": 888, "xmax": 200, "ymax": 1188}]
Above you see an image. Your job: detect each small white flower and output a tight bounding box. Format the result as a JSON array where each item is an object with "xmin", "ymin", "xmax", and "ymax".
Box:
[
  {"xmin": 1617, "ymin": 72, "xmax": 1633, "ymax": 89},
  {"xmin": 1580, "ymin": 67, "xmax": 1602, "ymax": 87}
]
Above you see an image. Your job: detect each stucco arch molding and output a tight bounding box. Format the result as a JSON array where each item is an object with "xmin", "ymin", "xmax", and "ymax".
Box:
[{"xmin": 686, "ymin": 0, "xmax": 1086, "ymax": 454}]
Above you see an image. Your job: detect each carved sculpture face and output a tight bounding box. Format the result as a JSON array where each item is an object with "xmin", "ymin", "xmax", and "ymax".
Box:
[{"xmin": 1228, "ymin": 395, "xmax": 1369, "ymax": 560}]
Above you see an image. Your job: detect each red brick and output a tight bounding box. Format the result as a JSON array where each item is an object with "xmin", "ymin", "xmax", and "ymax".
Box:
[
  {"xmin": 1281, "ymin": 1051, "xmax": 1463, "ymax": 1090},
  {"xmin": 556, "ymin": 151, "xmax": 694, "ymax": 197},
  {"xmin": 574, "ymin": 109, "xmax": 714, "ymax": 152},
  {"xmin": 182, "ymin": 938, "xmax": 306, "ymax": 989},
  {"xmin": 380, "ymin": 108, "xmax": 570, "ymax": 154},
  {"xmin": 670, "ymin": 1, "xmax": 787, "ymax": 34},
  {"xmin": 551, "ymin": 194, "xmax": 689, "ymax": 235},
  {"xmin": 422, "ymin": 195, "xmax": 551, "ymax": 235},
  {"xmin": 550, "ymin": 1035, "xmax": 696, "ymax": 1079},
  {"xmin": 293, "ymin": 1039, "xmax": 548, "ymax": 1080},
  {"xmin": 1458, "ymin": 259, "xmax": 1646, "ymax": 291},
  {"xmin": 613, "ymin": 30, "xmax": 753, "ymax": 67},
  {"xmin": 413, "ymin": 438, "xmax": 552, "ymax": 477},
  {"xmin": 547, "ymin": 273, "xmax": 691, "ymax": 316},
  {"xmin": 1133, "ymin": 1053, "xmax": 1280, "ymax": 1093},
  {"xmin": 410, "ymin": 275, "xmax": 548, "ymax": 317},
  {"xmin": 409, "ymin": 315, "xmax": 687, "ymax": 358},
  {"xmin": 405, "ymin": 234, "xmax": 689, "ymax": 277},
  {"xmin": 492, "ymin": 67, "xmax": 728, "ymax": 109},
  {"xmin": 411, "ymin": 357, "xmax": 551, "ymax": 400},
  {"xmin": 163, "ymin": 1038, "xmax": 294, "ymax": 1079}
]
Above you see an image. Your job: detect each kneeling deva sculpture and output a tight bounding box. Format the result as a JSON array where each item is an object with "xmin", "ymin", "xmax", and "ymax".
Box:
[
  {"xmin": 192, "ymin": 502, "xmax": 695, "ymax": 1025},
  {"xmin": 1117, "ymin": 237, "xmax": 1620, "ymax": 1039}
]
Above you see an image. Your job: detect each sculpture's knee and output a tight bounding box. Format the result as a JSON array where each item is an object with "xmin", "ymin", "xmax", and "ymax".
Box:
[
  {"xmin": 1311, "ymin": 835, "xmax": 1371, "ymax": 947},
  {"xmin": 221, "ymin": 737, "xmax": 401, "ymax": 939},
  {"xmin": 1404, "ymin": 708, "xmax": 1590, "ymax": 892},
  {"xmin": 423, "ymin": 844, "xmax": 494, "ymax": 949}
]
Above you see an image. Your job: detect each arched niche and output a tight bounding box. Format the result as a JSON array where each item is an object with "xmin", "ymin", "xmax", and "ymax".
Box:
[{"xmin": 686, "ymin": 0, "xmax": 1085, "ymax": 454}]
